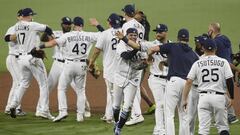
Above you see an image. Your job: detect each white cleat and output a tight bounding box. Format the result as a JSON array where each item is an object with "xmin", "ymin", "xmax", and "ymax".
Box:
[
  {"xmin": 100, "ymin": 116, "xmax": 113, "ymax": 124},
  {"xmin": 53, "ymin": 113, "xmax": 68, "ymax": 122},
  {"xmin": 84, "ymin": 111, "xmax": 91, "ymax": 118},
  {"xmin": 77, "ymin": 114, "xmax": 84, "ymax": 122},
  {"xmin": 35, "ymin": 112, "xmax": 55, "ymax": 120},
  {"xmin": 126, "ymin": 115, "xmax": 144, "ymax": 126}
]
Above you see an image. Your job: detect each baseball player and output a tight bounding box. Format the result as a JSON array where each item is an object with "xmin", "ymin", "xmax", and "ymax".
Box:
[
  {"xmin": 113, "ymin": 28, "xmax": 144, "ymax": 135},
  {"xmin": 4, "ymin": 9, "xmax": 26, "ymax": 116},
  {"xmin": 8, "ymin": 8, "xmax": 54, "ymax": 119},
  {"xmin": 182, "ymin": 38, "xmax": 234, "ymax": 135},
  {"xmin": 40, "ymin": 17, "xmax": 92, "ymax": 118},
  {"xmin": 147, "ymin": 28, "xmax": 199, "ymax": 135},
  {"xmin": 121, "ymin": 4, "xmax": 146, "ymax": 126},
  {"xmin": 88, "ymin": 13, "xmax": 122, "ymax": 123},
  {"xmin": 37, "ymin": 16, "xmax": 99, "ymax": 122},
  {"xmin": 208, "ymin": 22, "xmax": 239, "ymax": 124}
]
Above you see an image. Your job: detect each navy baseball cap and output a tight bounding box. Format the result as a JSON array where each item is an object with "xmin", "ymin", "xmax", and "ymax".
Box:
[
  {"xmin": 21, "ymin": 8, "xmax": 37, "ymax": 16},
  {"xmin": 61, "ymin": 17, "xmax": 72, "ymax": 25},
  {"xmin": 202, "ymin": 39, "xmax": 217, "ymax": 50},
  {"xmin": 122, "ymin": 4, "xmax": 135, "ymax": 15},
  {"xmin": 153, "ymin": 24, "xmax": 168, "ymax": 33},
  {"xmin": 194, "ymin": 36, "xmax": 205, "ymax": 44},
  {"xmin": 178, "ymin": 28, "xmax": 189, "ymax": 39},
  {"xmin": 73, "ymin": 16, "xmax": 84, "ymax": 26},
  {"xmin": 126, "ymin": 28, "xmax": 138, "ymax": 35},
  {"xmin": 108, "ymin": 13, "xmax": 121, "ymax": 28}
]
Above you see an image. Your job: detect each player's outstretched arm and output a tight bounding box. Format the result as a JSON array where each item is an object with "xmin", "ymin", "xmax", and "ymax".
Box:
[
  {"xmin": 182, "ymin": 79, "xmax": 193, "ymax": 110},
  {"xmin": 116, "ymin": 31, "xmax": 140, "ymax": 50},
  {"xmin": 37, "ymin": 39, "xmax": 57, "ymax": 49}
]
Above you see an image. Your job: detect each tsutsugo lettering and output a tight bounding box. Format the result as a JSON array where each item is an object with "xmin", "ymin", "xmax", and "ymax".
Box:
[{"xmin": 197, "ymin": 59, "xmax": 224, "ymax": 68}]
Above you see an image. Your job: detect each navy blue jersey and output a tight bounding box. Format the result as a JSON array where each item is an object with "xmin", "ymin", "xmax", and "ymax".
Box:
[
  {"xmin": 159, "ymin": 43, "xmax": 199, "ymax": 80},
  {"xmin": 214, "ymin": 34, "xmax": 232, "ymax": 63}
]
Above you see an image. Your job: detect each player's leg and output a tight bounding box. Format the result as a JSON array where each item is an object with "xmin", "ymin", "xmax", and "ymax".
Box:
[
  {"xmin": 126, "ymin": 87, "xmax": 144, "ymax": 126},
  {"xmin": 187, "ymin": 86, "xmax": 199, "ymax": 135},
  {"xmin": 214, "ymin": 95, "xmax": 229, "ymax": 134},
  {"xmin": 148, "ymin": 75, "xmax": 166, "ymax": 134},
  {"xmin": 116, "ymin": 83, "xmax": 137, "ymax": 130},
  {"xmin": 225, "ymin": 95, "xmax": 238, "ymax": 124},
  {"xmin": 198, "ymin": 94, "xmax": 212, "ymax": 135},
  {"xmin": 141, "ymin": 89, "xmax": 155, "ymax": 114},
  {"xmin": 102, "ymin": 79, "xmax": 114, "ymax": 122},
  {"xmin": 112, "ymin": 85, "xmax": 124, "ymax": 123},
  {"xmin": 31, "ymin": 59, "xmax": 53, "ymax": 119}
]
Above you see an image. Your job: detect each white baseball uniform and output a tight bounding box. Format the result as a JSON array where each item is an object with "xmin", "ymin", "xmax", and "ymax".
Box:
[
  {"xmin": 4, "ymin": 26, "xmax": 22, "ymax": 112},
  {"xmin": 187, "ymin": 55, "xmax": 233, "ymax": 134},
  {"xmin": 122, "ymin": 18, "xmax": 145, "ymax": 119},
  {"xmin": 10, "ymin": 20, "xmax": 50, "ymax": 115},
  {"xmin": 55, "ymin": 30, "xmax": 99, "ymax": 118},
  {"xmin": 95, "ymin": 27, "xmax": 121, "ymax": 120}
]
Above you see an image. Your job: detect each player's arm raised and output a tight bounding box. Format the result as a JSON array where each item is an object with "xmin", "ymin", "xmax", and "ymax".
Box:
[{"xmin": 116, "ymin": 31, "xmax": 141, "ymax": 50}]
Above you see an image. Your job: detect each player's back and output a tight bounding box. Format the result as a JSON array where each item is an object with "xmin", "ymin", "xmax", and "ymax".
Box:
[
  {"xmin": 14, "ymin": 20, "xmax": 46, "ymax": 53},
  {"xmin": 122, "ymin": 19, "xmax": 145, "ymax": 41},
  {"xmin": 56, "ymin": 31, "xmax": 98, "ymax": 60},
  {"xmin": 194, "ymin": 55, "xmax": 232, "ymax": 93}
]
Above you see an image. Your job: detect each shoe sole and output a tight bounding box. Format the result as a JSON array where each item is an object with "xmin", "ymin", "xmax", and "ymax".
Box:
[
  {"xmin": 230, "ymin": 119, "xmax": 239, "ymax": 124},
  {"xmin": 53, "ymin": 115, "xmax": 68, "ymax": 122},
  {"xmin": 10, "ymin": 108, "xmax": 16, "ymax": 118},
  {"xmin": 126, "ymin": 120, "xmax": 144, "ymax": 126}
]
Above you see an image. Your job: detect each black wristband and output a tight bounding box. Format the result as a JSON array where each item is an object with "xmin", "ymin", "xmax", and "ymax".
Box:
[
  {"xmin": 122, "ymin": 36, "xmax": 129, "ymax": 44},
  {"xmin": 39, "ymin": 44, "xmax": 46, "ymax": 49},
  {"xmin": 96, "ymin": 25, "xmax": 105, "ymax": 32}
]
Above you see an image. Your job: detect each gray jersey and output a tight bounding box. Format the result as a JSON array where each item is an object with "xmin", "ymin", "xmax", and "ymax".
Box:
[{"xmin": 187, "ymin": 55, "xmax": 233, "ymax": 93}]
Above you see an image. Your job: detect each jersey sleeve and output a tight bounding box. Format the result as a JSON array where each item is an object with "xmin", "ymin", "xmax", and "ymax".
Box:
[
  {"xmin": 31, "ymin": 22, "xmax": 47, "ymax": 32},
  {"xmin": 187, "ymin": 62, "xmax": 197, "ymax": 81},
  {"xmin": 55, "ymin": 34, "xmax": 67, "ymax": 47},
  {"xmin": 95, "ymin": 32, "xmax": 105, "ymax": 50},
  {"xmin": 90, "ymin": 32, "xmax": 101, "ymax": 43},
  {"xmin": 5, "ymin": 26, "xmax": 15, "ymax": 36},
  {"xmin": 224, "ymin": 60, "xmax": 233, "ymax": 79}
]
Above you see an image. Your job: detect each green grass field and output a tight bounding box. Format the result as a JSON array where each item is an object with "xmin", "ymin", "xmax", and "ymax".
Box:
[
  {"xmin": 1, "ymin": 0, "xmax": 240, "ymax": 72},
  {"xmin": 0, "ymin": 113, "xmax": 239, "ymax": 135},
  {"xmin": 0, "ymin": 113, "xmax": 240, "ymax": 135}
]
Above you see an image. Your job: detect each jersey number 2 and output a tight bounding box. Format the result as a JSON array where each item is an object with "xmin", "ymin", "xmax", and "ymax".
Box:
[
  {"xmin": 72, "ymin": 43, "xmax": 87, "ymax": 55},
  {"xmin": 202, "ymin": 68, "xmax": 219, "ymax": 82},
  {"xmin": 111, "ymin": 38, "xmax": 120, "ymax": 50}
]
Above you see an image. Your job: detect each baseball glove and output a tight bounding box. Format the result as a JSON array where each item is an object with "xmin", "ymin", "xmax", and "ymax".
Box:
[
  {"xmin": 88, "ymin": 64, "xmax": 101, "ymax": 79},
  {"xmin": 30, "ymin": 47, "xmax": 47, "ymax": 60}
]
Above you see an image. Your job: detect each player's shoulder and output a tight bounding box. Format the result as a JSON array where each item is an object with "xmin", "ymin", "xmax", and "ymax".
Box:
[{"xmin": 53, "ymin": 31, "xmax": 63, "ymax": 38}]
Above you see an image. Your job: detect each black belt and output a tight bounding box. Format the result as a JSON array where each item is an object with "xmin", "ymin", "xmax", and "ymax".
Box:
[
  {"xmin": 14, "ymin": 53, "xmax": 31, "ymax": 58},
  {"xmin": 153, "ymin": 75, "xmax": 167, "ymax": 79},
  {"xmin": 54, "ymin": 58, "xmax": 65, "ymax": 63},
  {"xmin": 200, "ymin": 91, "xmax": 224, "ymax": 95},
  {"xmin": 66, "ymin": 59, "xmax": 87, "ymax": 62},
  {"xmin": 193, "ymin": 84, "xmax": 198, "ymax": 87}
]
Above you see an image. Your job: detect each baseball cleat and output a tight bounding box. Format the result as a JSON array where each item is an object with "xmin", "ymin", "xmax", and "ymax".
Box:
[
  {"xmin": 10, "ymin": 108, "xmax": 16, "ymax": 118},
  {"xmin": 126, "ymin": 115, "xmax": 144, "ymax": 126},
  {"xmin": 84, "ymin": 111, "xmax": 91, "ymax": 118},
  {"xmin": 228, "ymin": 115, "xmax": 239, "ymax": 124},
  {"xmin": 101, "ymin": 116, "xmax": 113, "ymax": 123},
  {"xmin": 143, "ymin": 104, "xmax": 156, "ymax": 115},
  {"xmin": 36, "ymin": 112, "xmax": 55, "ymax": 120},
  {"xmin": 53, "ymin": 113, "xmax": 68, "ymax": 122},
  {"xmin": 16, "ymin": 109, "xmax": 27, "ymax": 116},
  {"xmin": 77, "ymin": 114, "xmax": 84, "ymax": 122}
]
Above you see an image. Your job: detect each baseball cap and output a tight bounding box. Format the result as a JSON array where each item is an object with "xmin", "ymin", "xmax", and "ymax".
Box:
[
  {"xmin": 194, "ymin": 35, "xmax": 206, "ymax": 44},
  {"xmin": 122, "ymin": 4, "xmax": 135, "ymax": 15},
  {"xmin": 21, "ymin": 8, "xmax": 37, "ymax": 16},
  {"xmin": 73, "ymin": 16, "xmax": 84, "ymax": 26},
  {"xmin": 108, "ymin": 13, "xmax": 121, "ymax": 29},
  {"xmin": 177, "ymin": 28, "xmax": 189, "ymax": 39},
  {"xmin": 126, "ymin": 28, "xmax": 138, "ymax": 35},
  {"xmin": 61, "ymin": 17, "xmax": 72, "ymax": 25},
  {"xmin": 153, "ymin": 24, "xmax": 168, "ymax": 33},
  {"xmin": 202, "ymin": 39, "xmax": 217, "ymax": 51},
  {"xmin": 17, "ymin": 9, "xmax": 23, "ymax": 17}
]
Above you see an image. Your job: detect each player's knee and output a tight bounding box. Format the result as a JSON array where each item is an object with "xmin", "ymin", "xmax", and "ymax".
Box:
[{"xmin": 219, "ymin": 130, "xmax": 229, "ymax": 135}]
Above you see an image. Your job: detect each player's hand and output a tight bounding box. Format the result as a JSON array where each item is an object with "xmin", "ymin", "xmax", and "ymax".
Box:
[
  {"xmin": 88, "ymin": 59, "xmax": 95, "ymax": 71},
  {"xmin": 227, "ymin": 99, "xmax": 233, "ymax": 108},
  {"xmin": 115, "ymin": 31, "xmax": 124, "ymax": 39},
  {"xmin": 89, "ymin": 18, "xmax": 99, "ymax": 26},
  {"xmin": 182, "ymin": 100, "xmax": 188, "ymax": 112}
]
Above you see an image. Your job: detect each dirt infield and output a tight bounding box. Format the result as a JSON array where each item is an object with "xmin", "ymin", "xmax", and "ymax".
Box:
[{"xmin": 0, "ymin": 72, "xmax": 239, "ymax": 115}]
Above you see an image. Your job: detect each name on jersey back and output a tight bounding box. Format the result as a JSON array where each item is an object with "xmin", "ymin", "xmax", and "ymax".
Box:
[
  {"xmin": 67, "ymin": 35, "xmax": 90, "ymax": 42},
  {"xmin": 197, "ymin": 59, "xmax": 224, "ymax": 68},
  {"xmin": 15, "ymin": 24, "xmax": 29, "ymax": 31}
]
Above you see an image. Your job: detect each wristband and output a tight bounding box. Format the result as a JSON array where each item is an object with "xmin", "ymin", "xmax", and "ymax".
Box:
[{"xmin": 39, "ymin": 44, "xmax": 46, "ymax": 49}]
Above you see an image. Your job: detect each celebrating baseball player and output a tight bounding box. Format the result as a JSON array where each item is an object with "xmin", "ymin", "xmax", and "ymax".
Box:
[
  {"xmin": 4, "ymin": 9, "xmax": 26, "ymax": 116},
  {"xmin": 7, "ymin": 8, "xmax": 54, "ymax": 119},
  {"xmin": 121, "ymin": 4, "xmax": 146, "ymax": 126},
  {"xmin": 88, "ymin": 13, "xmax": 122, "ymax": 123},
  {"xmin": 37, "ymin": 16, "xmax": 99, "ymax": 122},
  {"xmin": 182, "ymin": 38, "xmax": 234, "ymax": 135}
]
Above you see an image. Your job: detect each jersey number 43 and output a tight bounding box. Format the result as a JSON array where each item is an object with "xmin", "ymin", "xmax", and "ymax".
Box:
[{"xmin": 72, "ymin": 43, "xmax": 87, "ymax": 55}]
